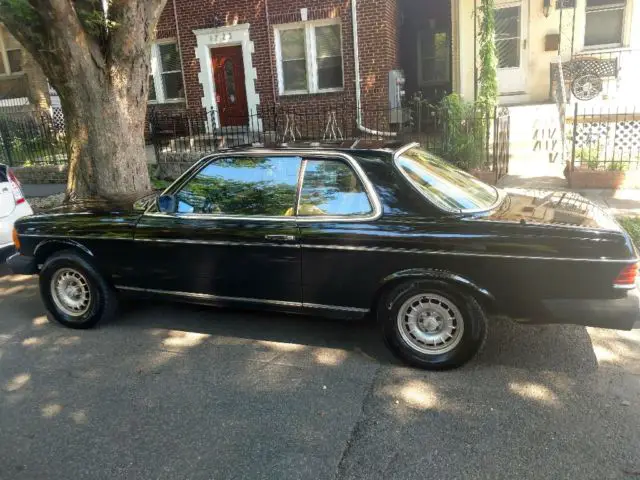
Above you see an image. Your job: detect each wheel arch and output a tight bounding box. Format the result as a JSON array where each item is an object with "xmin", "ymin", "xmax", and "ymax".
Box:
[
  {"xmin": 372, "ymin": 268, "xmax": 495, "ymax": 316},
  {"xmin": 34, "ymin": 239, "xmax": 94, "ymax": 265}
]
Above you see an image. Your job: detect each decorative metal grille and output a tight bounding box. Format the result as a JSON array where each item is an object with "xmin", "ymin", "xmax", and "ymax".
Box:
[{"xmin": 574, "ymin": 116, "xmax": 640, "ymax": 169}]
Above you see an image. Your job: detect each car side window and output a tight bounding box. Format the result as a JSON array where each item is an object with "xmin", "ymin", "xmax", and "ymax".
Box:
[
  {"xmin": 298, "ymin": 159, "xmax": 373, "ymax": 216},
  {"xmin": 176, "ymin": 156, "xmax": 302, "ymax": 216}
]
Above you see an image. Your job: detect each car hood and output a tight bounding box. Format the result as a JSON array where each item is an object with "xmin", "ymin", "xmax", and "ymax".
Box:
[{"xmin": 483, "ymin": 189, "xmax": 621, "ymax": 231}]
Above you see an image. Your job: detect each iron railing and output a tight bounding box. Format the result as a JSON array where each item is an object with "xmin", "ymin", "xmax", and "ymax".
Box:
[
  {"xmin": 568, "ymin": 103, "xmax": 640, "ymax": 173},
  {"xmin": 0, "ymin": 108, "xmax": 67, "ymax": 166},
  {"xmin": 149, "ymin": 102, "xmax": 510, "ymax": 182}
]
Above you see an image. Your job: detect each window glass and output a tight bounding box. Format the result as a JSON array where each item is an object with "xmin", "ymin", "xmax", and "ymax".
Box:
[
  {"xmin": 298, "ymin": 160, "xmax": 372, "ymax": 216},
  {"xmin": 315, "ymin": 25, "xmax": 343, "ymax": 89},
  {"xmin": 396, "ymin": 147, "xmax": 498, "ymax": 212},
  {"xmin": 280, "ymin": 28, "xmax": 307, "ymax": 91},
  {"xmin": 176, "ymin": 156, "xmax": 302, "ymax": 216},
  {"xmin": 585, "ymin": 7, "xmax": 624, "ymax": 46},
  {"xmin": 419, "ymin": 30, "xmax": 450, "ymax": 84},
  {"xmin": 7, "ymin": 49, "xmax": 21, "ymax": 73},
  {"xmin": 494, "ymin": 6, "xmax": 521, "ymax": 68}
]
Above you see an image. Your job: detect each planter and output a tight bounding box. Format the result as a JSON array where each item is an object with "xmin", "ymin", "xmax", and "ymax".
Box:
[
  {"xmin": 470, "ymin": 169, "xmax": 497, "ymax": 185},
  {"xmin": 566, "ymin": 163, "xmax": 640, "ymax": 189}
]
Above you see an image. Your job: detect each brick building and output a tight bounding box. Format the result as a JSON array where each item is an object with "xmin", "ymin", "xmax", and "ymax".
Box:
[{"xmin": 150, "ymin": 0, "xmax": 407, "ymax": 131}]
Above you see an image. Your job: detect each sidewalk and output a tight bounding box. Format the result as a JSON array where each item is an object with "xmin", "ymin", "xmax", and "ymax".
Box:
[{"xmin": 22, "ymin": 183, "xmax": 65, "ymax": 198}]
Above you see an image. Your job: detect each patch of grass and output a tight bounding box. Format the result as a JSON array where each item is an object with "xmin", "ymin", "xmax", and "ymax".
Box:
[{"xmin": 618, "ymin": 216, "xmax": 640, "ymax": 246}]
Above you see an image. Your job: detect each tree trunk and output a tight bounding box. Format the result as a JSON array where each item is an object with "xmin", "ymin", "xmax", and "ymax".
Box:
[
  {"xmin": 63, "ymin": 80, "xmax": 151, "ymax": 201},
  {"xmin": 0, "ymin": 0, "xmax": 167, "ymax": 202}
]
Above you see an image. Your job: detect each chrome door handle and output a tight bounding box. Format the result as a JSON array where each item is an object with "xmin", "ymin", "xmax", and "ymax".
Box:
[{"xmin": 264, "ymin": 234, "xmax": 297, "ymax": 242}]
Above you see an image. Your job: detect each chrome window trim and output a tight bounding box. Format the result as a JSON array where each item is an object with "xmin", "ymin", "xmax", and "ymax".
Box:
[
  {"xmin": 115, "ymin": 285, "xmax": 369, "ymax": 312},
  {"xmin": 145, "ymin": 150, "xmax": 382, "ymax": 223},
  {"xmin": 300, "ymin": 243, "xmax": 640, "ymax": 263}
]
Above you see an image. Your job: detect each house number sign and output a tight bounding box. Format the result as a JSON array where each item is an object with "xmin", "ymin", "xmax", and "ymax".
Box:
[{"xmin": 208, "ymin": 32, "xmax": 232, "ymax": 44}]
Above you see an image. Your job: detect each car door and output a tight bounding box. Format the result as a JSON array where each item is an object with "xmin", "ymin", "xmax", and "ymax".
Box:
[
  {"xmin": 296, "ymin": 155, "xmax": 382, "ymax": 314},
  {"xmin": 132, "ymin": 154, "xmax": 303, "ymax": 305}
]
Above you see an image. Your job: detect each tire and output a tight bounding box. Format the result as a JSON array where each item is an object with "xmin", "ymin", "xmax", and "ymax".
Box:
[
  {"xmin": 378, "ymin": 280, "xmax": 487, "ymax": 370},
  {"xmin": 39, "ymin": 250, "xmax": 118, "ymax": 329}
]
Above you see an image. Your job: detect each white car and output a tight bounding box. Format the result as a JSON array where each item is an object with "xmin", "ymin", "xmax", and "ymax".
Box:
[{"xmin": 1, "ymin": 164, "xmax": 33, "ymax": 254}]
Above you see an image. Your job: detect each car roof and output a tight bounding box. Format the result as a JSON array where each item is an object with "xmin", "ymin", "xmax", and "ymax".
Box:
[{"xmin": 214, "ymin": 140, "xmax": 415, "ymax": 159}]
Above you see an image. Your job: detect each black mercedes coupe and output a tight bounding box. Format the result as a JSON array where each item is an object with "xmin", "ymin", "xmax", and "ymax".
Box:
[{"xmin": 7, "ymin": 142, "xmax": 640, "ymax": 369}]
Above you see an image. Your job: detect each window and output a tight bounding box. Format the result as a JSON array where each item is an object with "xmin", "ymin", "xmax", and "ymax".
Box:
[
  {"xmin": 417, "ymin": 28, "xmax": 450, "ymax": 85},
  {"xmin": 395, "ymin": 147, "xmax": 498, "ymax": 213},
  {"xmin": 149, "ymin": 41, "xmax": 184, "ymax": 103},
  {"xmin": 494, "ymin": 6, "xmax": 521, "ymax": 68},
  {"xmin": 0, "ymin": 25, "xmax": 22, "ymax": 76},
  {"xmin": 585, "ymin": 0, "xmax": 625, "ymax": 47},
  {"xmin": 275, "ymin": 21, "xmax": 343, "ymax": 94},
  {"xmin": 298, "ymin": 160, "xmax": 372, "ymax": 216},
  {"xmin": 176, "ymin": 156, "xmax": 302, "ymax": 216}
]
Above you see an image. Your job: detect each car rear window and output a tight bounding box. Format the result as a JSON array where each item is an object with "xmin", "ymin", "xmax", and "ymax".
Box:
[
  {"xmin": 395, "ymin": 147, "xmax": 499, "ymax": 212},
  {"xmin": 0, "ymin": 164, "xmax": 7, "ymax": 183}
]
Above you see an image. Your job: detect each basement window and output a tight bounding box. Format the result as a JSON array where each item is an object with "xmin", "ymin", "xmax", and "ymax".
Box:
[{"xmin": 274, "ymin": 20, "xmax": 344, "ymax": 95}]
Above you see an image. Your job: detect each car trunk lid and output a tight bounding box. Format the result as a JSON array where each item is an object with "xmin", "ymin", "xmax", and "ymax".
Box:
[{"xmin": 486, "ymin": 189, "xmax": 622, "ymax": 232}]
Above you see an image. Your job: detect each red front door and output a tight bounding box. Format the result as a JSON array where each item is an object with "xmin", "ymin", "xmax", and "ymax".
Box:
[{"xmin": 211, "ymin": 46, "xmax": 249, "ymax": 127}]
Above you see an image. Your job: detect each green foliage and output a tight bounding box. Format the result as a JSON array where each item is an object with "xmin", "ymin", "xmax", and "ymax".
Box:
[
  {"xmin": 477, "ymin": 0, "xmax": 498, "ymax": 109},
  {"xmin": 619, "ymin": 216, "xmax": 640, "ymax": 246},
  {"xmin": 575, "ymin": 147, "xmax": 634, "ymax": 171},
  {"xmin": 436, "ymin": 94, "xmax": 488, "ymax": 171}
]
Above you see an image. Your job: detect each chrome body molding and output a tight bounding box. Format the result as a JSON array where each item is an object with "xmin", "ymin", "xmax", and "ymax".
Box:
[
  {"xmin": 115, "ymin": 285, "xmax": 369, "ymax": 313},
  {"xmin": 133, "ymin": 238, "xmax": 300, "ymax": 248},
  {"xmin": 303, "ymin": 303, "xmax": 369, "ymax": 313},
  {"xmin": 300, "ymin": 243, "xmax": 640, "ymax": 263},
  {"xmin": 21, "ymin": 233, "xmax": 132, "ymax": 241}
]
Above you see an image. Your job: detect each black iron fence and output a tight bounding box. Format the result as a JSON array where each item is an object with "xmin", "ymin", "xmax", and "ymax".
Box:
[
  {"xmin": 149, "ymin": 102, "xmax": 510, "ymax": 182},
  {"xmin": 0, "ymin": 108, "xmax": 67, "ymax": 166},
  {"xmin": 567, "ymin": 104, "xmax": 640, "ymax": 173}
]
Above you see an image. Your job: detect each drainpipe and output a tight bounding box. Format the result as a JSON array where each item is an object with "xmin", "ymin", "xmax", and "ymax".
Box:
[
  {"xmin": 173, "ymin": 0, "xmax": 189, "ymax": 108},
  {"xmin": 265, "ymin": 0, "xmax": 277, "ymax": 105},
  {"xmin": 351, "ymin": 0, "xmax": 396, "ymax": 137}
]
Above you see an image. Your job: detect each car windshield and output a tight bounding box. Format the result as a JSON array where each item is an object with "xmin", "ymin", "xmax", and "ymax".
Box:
[{"xmin": 395, "ymin": 146, "xmax": 499, "ymax": 212}]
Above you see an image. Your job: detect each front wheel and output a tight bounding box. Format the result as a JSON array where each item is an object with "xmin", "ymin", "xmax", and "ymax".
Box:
[
  {"xmin": 39, "ymin": 250, "xmax": 118, "ymax": 329},
  {"xmin": 378, "ymin": 281, "xmax": 487, "ymax": 370}
]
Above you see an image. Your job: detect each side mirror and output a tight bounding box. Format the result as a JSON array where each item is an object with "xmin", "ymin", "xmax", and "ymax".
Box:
[{"xmin": 157, "ymin": 194, "xmax": 177, "ymax": 213}]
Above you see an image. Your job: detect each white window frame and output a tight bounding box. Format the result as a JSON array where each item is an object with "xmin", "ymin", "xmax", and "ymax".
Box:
[
  {"xmin": 584, "ymin": 0, "xmax": 626, "ymax": 49},
  {"xmin": 148, "ymin": 39, "xmax": 184, "ymax": 104},
  {"xmin": 0, "ymin": 26, "xmax": 23, "ymax": 77},
  {"xmin": 274, "ymin": 19, "xmax": 344, "ymax": 96}
]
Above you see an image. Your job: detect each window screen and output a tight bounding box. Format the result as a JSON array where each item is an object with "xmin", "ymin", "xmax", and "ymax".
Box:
[{"xmin": 280, "ymin": 28, "xmax": 308, "ymax": 92}]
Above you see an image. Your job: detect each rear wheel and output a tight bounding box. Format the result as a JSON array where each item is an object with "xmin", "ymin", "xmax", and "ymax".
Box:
[
  {"xmin": 378, "ymin": 280, "xmax": 487, "ymax": 370},
  {"xmin": 39, "ymin": 250, "xmax": 117, "ymax": 329}
]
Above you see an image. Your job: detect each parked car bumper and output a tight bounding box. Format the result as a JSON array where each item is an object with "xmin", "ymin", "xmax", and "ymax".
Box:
[
  {"xmin": 6, "ymin": 253, "xmax": 38, "ymax": 275},
  {"xmin": 540, "ymin": 288, "xmax": 640, "ymax": 331}
]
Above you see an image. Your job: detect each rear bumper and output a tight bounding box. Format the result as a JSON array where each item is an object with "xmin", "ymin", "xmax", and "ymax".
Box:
[
  {"xmin": 540, "ymin": 288, "xmax": 640, "ymax": 331},
  {"xmin": 6, "ymin": 253, "xmax": 38, "ymax": 275}
]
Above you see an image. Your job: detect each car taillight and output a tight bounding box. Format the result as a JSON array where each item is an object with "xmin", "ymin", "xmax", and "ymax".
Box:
[
  {"xmin": 7, "ymin": 170, "xmax": 25, "ymax": 205},
  {"xmin": 614, "ymin": 263, "xmax": 638, "ymax": 287}
]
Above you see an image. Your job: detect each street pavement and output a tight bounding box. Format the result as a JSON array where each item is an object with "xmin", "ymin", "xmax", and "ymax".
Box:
[{"xmin": 0, "ymin": 263, "xmax": 639, "ymax": 480}]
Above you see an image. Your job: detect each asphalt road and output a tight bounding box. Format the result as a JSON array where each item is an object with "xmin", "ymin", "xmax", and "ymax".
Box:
[{"xmin": 1, "ymin": 263, "xmax": 639, "ymax": 480}]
